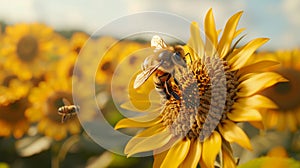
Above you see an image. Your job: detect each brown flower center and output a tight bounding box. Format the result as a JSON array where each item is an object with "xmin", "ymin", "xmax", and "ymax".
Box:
[
  {"xmin": 46, "ymin": 91, "xmax": 73, "ymax": 122},
  {"xmin": 101, "ymin": 61, "xmax": 112, "ymax": 71},
  {"xmin": 160, "ymin": 57, "xmax": 239, "ymax": 140},
  {"xmin": 16, "ymin": 35, "xmax": 39, "ymax": 62},
  {"xmin": 0, "ymin": 98, "xmax": 29, "ymax": 123},
  {"xmin": 262, "ymin": 68, "xmax": 300, "ymax": 111},
  {"xmin": 2, "ymin": 75, "xmax": 18, "ymax": 87}
]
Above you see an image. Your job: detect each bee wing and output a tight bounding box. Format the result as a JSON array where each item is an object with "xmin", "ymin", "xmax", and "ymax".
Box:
[
  {"xmin": 151, "ymin": 35, "xmax": 167, "ymax": 49},
  {"xmin": 62, "ymin": 98, "xmax": 71, "ymax": 106},
  {"xmin": 134, "ymin": 61, "xmax": 162, "ymax": 89}
]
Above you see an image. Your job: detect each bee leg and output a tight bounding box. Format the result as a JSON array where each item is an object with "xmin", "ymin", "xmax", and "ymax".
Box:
[
  {"xmin": 170, "ymin": 90, "xmax": 180, "ymax": 100},
  {"xmin": 164, "ymin": 80, "xmax": 180, "ymax": 100},
  {"xmin": 174, "ymin": 77, "xmax": 179, "ymax": 86},
  {"xmin": 62, "ymin": 115, "xmax": 67, "ymax": 123}
]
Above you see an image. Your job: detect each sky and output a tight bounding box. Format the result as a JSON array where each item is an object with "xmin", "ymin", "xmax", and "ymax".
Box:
[{"xmin": 0, "ymin": 0, "xmax": 299, "ymax": 50}]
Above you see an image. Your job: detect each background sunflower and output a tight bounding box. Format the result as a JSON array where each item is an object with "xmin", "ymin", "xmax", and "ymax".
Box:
[
  {"xmin": 260, "ymin": 50, "xmax": 300, "ymax": 132},
  {"xmin": 1, "ymin": 23, "xmax": 68, "ymax": 80},
  {"xmin": 26, "ymin": 78, "xmax": 81, "ymax": 141}
]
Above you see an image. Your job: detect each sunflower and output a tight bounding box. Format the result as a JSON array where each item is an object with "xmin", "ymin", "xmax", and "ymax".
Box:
[
  {"xmin": 115, "ymin": 9, "xmax": 286, "ymax": 168},
  {"xmin": 26, "ymin": 78, "xmax": 81, "ymax": 141},
  {"xmin": 260, "ymin": 49, "xmax": 300, "ymax": 132},
  {"xmin": 0, "ymin": 74, "xmax": 32, "ymax": 139},
  {"xmin": 69, "ymin": 32, "xmax": 89, "ymax": 54},
  {"xmin": 1, "ymin": 23, "xmax": 67, "ymax": 80},
  {"xmin": 0, "ymin": 97, "xmax": 31, "ymax": 139},
  {"xmin": 95, "ymin": 37, "xmax": 147, "ymax": 85},
  {"xmin": 0, "ymin": 74, "xmax": 32, "ymax": 107}
]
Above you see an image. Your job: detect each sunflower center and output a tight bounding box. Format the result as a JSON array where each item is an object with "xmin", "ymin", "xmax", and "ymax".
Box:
[
  {"xmin": 16, "ymin": 35, "xmax": 39, "ymax": 62},
  {"xmin": 101, "ymin": 61, "xmax": 112, "ymax": 71},
  {"xmin": 262, "ymin": 68, "xmax": 300, "ymax": 111},
  {"xmin": 0, "ymin": 98, "xmax": 29, "ymax": 123},
  {"xmin": 46, "ymin": 91, "xmax": 73, "ymax": 122},
  {"xmin": 160, "ymin": 58, "xmax": 239, "ymax": 140},
  {"xmin": 2, "ymin": 75, "xmax": 18, "ymax": 87}
]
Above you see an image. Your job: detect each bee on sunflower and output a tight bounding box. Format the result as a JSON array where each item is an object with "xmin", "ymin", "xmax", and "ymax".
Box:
[
  {"xmin": 260, "ymin": 49, "xmax": 300, "ymax": 132},
  {"xmin": 26, "ymin": 78, "xmax": 81, "ymax": 141},
  {"xmin": 115, "ymin": 9, "xmax": 286, "ymax": 168}
]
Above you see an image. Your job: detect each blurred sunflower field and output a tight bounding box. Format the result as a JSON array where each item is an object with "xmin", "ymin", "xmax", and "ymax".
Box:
[
  {"xmin": 0, "ymin": 2, "xmax": 300, "ymax": 168},
  {"xmin": 0, "ymin": 22, "xmax": 154, "ymax": 167}
]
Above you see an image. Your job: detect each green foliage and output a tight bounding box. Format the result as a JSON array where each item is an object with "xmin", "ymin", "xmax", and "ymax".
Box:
[{"xmin": 238, "ymin": 157, "xmax": 300, "ymax": 168}]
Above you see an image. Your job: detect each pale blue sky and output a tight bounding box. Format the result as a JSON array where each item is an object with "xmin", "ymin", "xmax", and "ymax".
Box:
[{"xmin": 0, "ymin": 0, "xmax": 299, "ymax": 50}]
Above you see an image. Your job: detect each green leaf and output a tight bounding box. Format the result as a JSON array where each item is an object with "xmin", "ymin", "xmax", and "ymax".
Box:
[
  {"xmin": 0, "ymin": 162, "xmax": 9, "ymax": 168},
  {"xmin": 238, "ymin": 157, "xmax": 300, "ymax": 168}
]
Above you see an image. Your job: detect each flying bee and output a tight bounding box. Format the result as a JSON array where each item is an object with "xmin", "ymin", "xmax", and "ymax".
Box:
[
  {"xmin": 58, "ymin": 98, "xmax": 79, "ymax": 123},
  {"xmin": 134, "ymin": 35, "xmax": 188, "ymax": 100}
]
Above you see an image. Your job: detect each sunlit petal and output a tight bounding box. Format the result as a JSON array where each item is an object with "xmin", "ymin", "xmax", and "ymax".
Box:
[
  {"xmin": 218, "ymin": 120, "xmax": 252, "ymax": 150},
  {"xmin": 222, "ymin": 142, "xmax": 236, "ymax": 168},
  {"xmin": 234, "ymin": 95, "xmax": 278, "ymax": 109},
  {"xmin": 238, "ymin": 60, "xmax": 279, "ymax": 76},
  {"xmin": 233, "ymin": 28, "xmax": 246, "ymax": 38},
  {"xmin": 227, "ymin": 38, "xmax": 269, "ymax": 70},
  {"xmin": 124, "ymin": 124, "xmax": 165, "ymax": 154},
  {"xmin": 228, "ymin": 108, "xmax": 262, "ymax": 122},
  {"xmin": 125, "ymin": 128, "xmax": 172, "ymax": 157},
  {"xmin": 202, "ymin": 131, "xmax": 222, "ymax": 168},
  {"xmin": 161, "ymin": 139, "xmax": 191, "ymax": 168},
  {"xmin": 238, "ymin": 72, "xmax": 287, "ymax": 97},
  {"xmin": 218, "ymin": 11, "xmax": 243, "ymax": 58},
  {"xmin": 153, "ymin": 149, "xmax": 169, "ymax": 168},
  {"xmin": 204, "ymin": 8, "xmax": 218, "ymax": 55},
  {"xmin": 188, "ymin": 21, "xmax": 204, "ymax": 59},
  {"xmin": 249, "ymin": 121, "xmax": 264, "ymax": 130},
  {"xmin": 114, "ymin": 116, "xmax": 161, "ymax": 129},
  {"xmin": 179, "ymin": 139, "xmax": 202, "ymax": 168}
]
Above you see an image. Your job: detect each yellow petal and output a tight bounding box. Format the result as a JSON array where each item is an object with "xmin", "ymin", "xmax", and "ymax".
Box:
[
  {"xmin": 128, "ymin": 70, "xmax": 156, "ymax": 111},
  {"xmin": 188, "ymin": 21, "xmax": 204, "ymax": 59},
  {"xmin": 124, "ymin": 124, "xmax": 165, "ymax": 154},
  {"xmin": 234, "ymin": 95, "xmax": 278, "ymax": 109},
  {"xmin": 153, "ymin": 149, "xmax": 169, "ymax": 168},
  {"xmin": 238, "ymin": 60, "xmax": 279, "ymax": 76},
  {"xmin": 218, "ymin": 120, "xmax": 252, "ymax": 150},
  {"xmin": 286, "ymin": 112, "xmax": 297, "ymax": 132},
  {"xmin": 114, "ymin": 116, "xmax": 161, "ymax": 129},
  {"xmin": 125, "ymin": 128, "xmax": 172, "ymax": 157},
  {"xmin": 234, "ymin": 28, "xmax": 246, "ymax": 38},
  {"xmin": 202, "ymin": 131, "xmax": 222, "ymax": 168},
  {"xmin": 222, "ymin": 142, "xmax": 236, "ymax": 168},
  {"xmin": 238, "ymin": 72, "xmax": 287, "ymax": 97},
  {"xmin": 120, "ymin": 101, "xmax": 162, "ymax": 113},
  {"xmin": 262, "ymin": 109, "xmax": 278, "ymax": 128},
  {"xmin": 218, "ymin": 11, "xmax": 243, "ymax": 58},
  {"xmin": 179, "ymin": 139, "xmax": 202, "ymax": 168},
  {"xmin": 161, "ymin": 139, "xmax": 191, "ymax": 168},
  {"xmin": 204, "ymin": 8, "xmax": 218, "ymax": 55},
  {"xmin": 227, "ymin": 38, "xmax": 269, "ymax": 71},
  {"xmin": 249, "ymin": 121, "xmax": 264, "ymax": 130},
  {"xmin": 217, "ymin": 29, "xmax": 222, "ymax": 36},
  {"xmin": 228, "ymin": 108, "xmax": 262, "ymax": 122},
  {"xmin": 276, "ymin": 112, "xmax": 286, "ymax": 131}
]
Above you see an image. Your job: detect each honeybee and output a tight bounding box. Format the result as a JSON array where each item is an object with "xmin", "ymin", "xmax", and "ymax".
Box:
[
  {"xmin": 58, "ymin": 98, "xmax": 79, "ymax": 123},
  {"xmin": 134, "ymin": 35, "xmax": 187, "ymax": 100}
]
